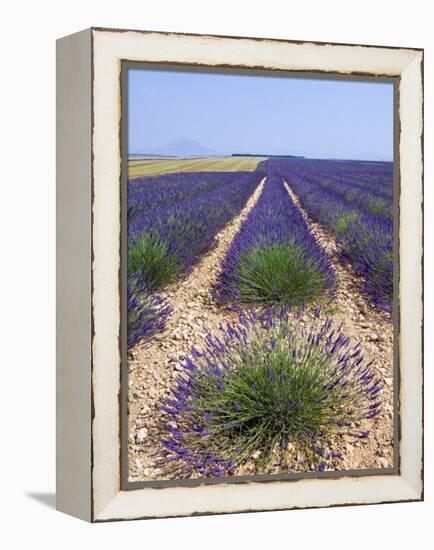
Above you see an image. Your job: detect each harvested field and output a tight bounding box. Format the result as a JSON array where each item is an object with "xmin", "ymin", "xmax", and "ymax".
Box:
[{"xmin": 128, "ymin": 156, "xmax": 267, "ymax": 178}]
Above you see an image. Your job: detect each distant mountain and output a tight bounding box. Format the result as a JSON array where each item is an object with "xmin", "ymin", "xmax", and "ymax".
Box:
[{"xmin": 145, "ymin": 138, "xmax": 222, "ymax": 157}]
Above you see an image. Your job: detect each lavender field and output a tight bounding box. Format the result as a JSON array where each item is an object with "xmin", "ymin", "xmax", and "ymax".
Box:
[
  {"xmin": 127, "ymin": 157, "xmax": 394, "ymax": 482},
  {"xmin": 258, "ymin": 159, "xmax": 394, "ymax": 311}
]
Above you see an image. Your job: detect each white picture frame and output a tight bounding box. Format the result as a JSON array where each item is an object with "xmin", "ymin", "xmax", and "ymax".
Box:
[{"xmin": 56, "ymin": 27, "xmax": 423, "ymax": 522}]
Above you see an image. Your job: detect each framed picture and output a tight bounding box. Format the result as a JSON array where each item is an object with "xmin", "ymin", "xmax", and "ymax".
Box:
[{"xmin": 56, "ymin": 27, "xmax": 423, "ymax": 522}]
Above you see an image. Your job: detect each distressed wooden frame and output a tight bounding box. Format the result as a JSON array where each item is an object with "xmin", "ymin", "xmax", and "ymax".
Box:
[{"xmin": 56, "ymin": 27, "xmax": 424, "ymax": 523}]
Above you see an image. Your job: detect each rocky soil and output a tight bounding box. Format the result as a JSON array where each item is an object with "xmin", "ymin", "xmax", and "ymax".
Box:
[{"xmin": 127, "ymin": 176, "xmax": 394, "ymax": 482}]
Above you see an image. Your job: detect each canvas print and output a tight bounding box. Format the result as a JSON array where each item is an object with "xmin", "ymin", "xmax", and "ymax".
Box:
[{"xmin": 125, "ymin": 67, "xmax": 395, "ymax": 483}]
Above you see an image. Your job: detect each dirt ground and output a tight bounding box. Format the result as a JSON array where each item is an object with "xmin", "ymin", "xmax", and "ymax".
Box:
[{"xmin": 127, "ymin": 176, "xmax": 394, "ymax": 482}]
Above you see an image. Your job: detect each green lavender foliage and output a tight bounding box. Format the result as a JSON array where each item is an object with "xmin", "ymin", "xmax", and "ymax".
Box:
[
  {"xmin": 236, "ymin": 242, "xmax": 328, "ymax": 306},
  {"xmin": 161, "ymin": 309, "xmax": 381, "ymax": 477}
]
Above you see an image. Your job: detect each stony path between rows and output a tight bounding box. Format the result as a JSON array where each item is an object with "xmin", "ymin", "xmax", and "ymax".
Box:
[
  {"xmin": 283, "ymin": 179, "xmax": 394, "ymax": 471},
  {"xmin": 127, "ymin": 177, "xmax": 267, "ymax": 481}
]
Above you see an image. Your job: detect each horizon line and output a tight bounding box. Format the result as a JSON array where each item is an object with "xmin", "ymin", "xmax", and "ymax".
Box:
[{"xmin": 128, "ymin": 152, "xmax": 393, "ymax": 163}]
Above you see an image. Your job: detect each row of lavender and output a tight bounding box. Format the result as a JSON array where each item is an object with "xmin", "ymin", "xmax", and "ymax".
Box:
[
  {"xmin": 127, "ymin": 171, "xmax": 262, "ymax": 348},
  {"xmin": 277, "ymin": 161, "xmax": 393, "ymax": 219},
  {"xmin": 309, "ymin": 160, "xmax": 393, "ymax": 200},
  {"xmin": 215, "ymin": 175, "xmax": 336, "ymax": 307},
  {"xmin": 257, "ymin": 159, "xmax": 394, "ymax": 311},
  {"xmin": 129, "ymin": 171, "xmax": 245, "ymax": 223}
]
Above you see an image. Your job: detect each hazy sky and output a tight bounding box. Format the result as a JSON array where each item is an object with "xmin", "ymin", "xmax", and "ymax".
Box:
[{"xmin": 128, "ymin": 68, "xmax": 394, "ymax": 161}]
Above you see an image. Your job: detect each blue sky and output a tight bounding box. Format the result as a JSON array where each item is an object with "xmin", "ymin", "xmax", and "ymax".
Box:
[{"xmin": 128, "ymin": 68, "xmax": 394, "ymax": 161}]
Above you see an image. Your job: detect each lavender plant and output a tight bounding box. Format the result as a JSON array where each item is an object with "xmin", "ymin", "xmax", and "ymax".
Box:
[
  {"xmin": 216, "ymin": 175, "xmax": 336, "ymax": 307},
  {"xmin": 128, "ymin": 231, "xmax": 182, "ymax": 290},
  {"xmin": 127, "ymin": 275, "xmax": 172, "ymax": 349},
  {"xmin": 160, "ymin": 308, "xmax": 381, "ymax": 477}
]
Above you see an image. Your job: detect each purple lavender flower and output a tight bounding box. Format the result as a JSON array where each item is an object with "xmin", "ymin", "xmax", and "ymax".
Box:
[
  {"xmin": 159, "ymin": 309, "xmax": 381, "ymax": 478},
  {"xmin": 127, "ymin": 276, "xmax": 172, "ymax": 348},
  {"xmin": 215, "ymin": 175, "xmax": 336, "ymax": 307}
]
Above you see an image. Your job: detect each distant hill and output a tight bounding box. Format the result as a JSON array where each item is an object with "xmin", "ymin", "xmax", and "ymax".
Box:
[{"xmin": 139, "ymin": 138, "xmax": 221, "ymax": 157}]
